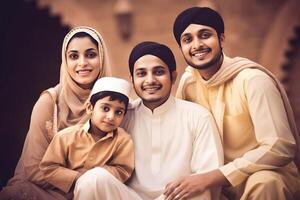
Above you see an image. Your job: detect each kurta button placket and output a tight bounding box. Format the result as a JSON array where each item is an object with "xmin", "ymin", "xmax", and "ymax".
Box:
[
  {"xmin": 151, "ymin": 115, "xmax": 161, "ymax": 175},
  {"xmin": 86, "ymin": 145, "xmax": 97, "ymax": 167}
]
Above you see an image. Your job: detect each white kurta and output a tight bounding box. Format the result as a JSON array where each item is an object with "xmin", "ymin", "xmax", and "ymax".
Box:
[{"xmin": 122, "ymin": 96, "xmax": 223, "ymax": 200}]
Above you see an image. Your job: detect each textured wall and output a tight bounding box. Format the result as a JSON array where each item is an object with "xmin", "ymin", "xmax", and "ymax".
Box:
[{"xmin": 37, "ymin": 0, "xmax": 287, "ymax": 92}]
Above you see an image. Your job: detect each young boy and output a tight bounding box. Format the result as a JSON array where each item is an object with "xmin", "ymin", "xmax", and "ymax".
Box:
[{"xmin": 39, "ymin": 77, "xmax": 134, "ymax": 199}]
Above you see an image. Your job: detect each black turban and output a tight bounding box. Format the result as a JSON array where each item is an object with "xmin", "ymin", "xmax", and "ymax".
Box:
[
  {"xmin": 128, "ymin": 41, "xmax": 176, "ymax": 76},
  {"xmin": 173, "ymin": 7, "xmax": 224, "ymax": 45}
]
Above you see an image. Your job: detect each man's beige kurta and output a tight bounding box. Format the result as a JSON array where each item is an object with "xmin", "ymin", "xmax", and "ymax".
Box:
[
  {"xmin": 40, "ymin": 121, "xmax": 134, "ymax": 193},
  {"xmin": 176, "ymin": 55, "xmax": 300, "ymax": 188}
]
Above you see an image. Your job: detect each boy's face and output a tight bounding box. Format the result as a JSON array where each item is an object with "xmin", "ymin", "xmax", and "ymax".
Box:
[
  {"xmin": 132, "ymin": 55, "xmax": 177, "ymax": 110},
  {"xmin": 87, "ymin": 96, "xmax": 126, "ymax": 133},
  {"xmin": 180, "ymin": 24, "xmax": 224, "ymax": 70}
]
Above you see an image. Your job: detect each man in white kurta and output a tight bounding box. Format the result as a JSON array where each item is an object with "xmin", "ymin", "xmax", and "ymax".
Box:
[
  {"xmin": 124, "ymin": 41, "xmax": 223, "ymax": 199},
  {"xmin": 122, "ymin": 95, "xmax": 223, "ymax": 199}
]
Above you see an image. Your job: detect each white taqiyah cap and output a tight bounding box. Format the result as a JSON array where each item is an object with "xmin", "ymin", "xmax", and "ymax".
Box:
[{"xmin": 91, "ymin": 77, "xmax": 131, "ymax": 98}]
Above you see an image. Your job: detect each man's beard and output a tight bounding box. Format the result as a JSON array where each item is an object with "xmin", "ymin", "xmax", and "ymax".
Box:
[{"xmin": 186, "ymin": 48, "xmax": 223, "ymax": 70}]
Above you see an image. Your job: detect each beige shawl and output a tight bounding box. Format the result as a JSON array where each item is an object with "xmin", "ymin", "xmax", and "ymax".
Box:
[
  {"xmin": 177, "ymin": 54, "xmax": 300, "ymax": 172},
  {"xmin": 44, "ymin": 26, "xmax": 111, "ymax": 133}
]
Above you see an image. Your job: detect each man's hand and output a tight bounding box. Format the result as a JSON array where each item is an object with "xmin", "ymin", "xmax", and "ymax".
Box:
[
  {"xmin": 163, "ymin": 169, "xmax": 228, "ymax": 200},
  {"xmin": 164, "ymin": 174, "xmax": 207, "ymax": 200}
]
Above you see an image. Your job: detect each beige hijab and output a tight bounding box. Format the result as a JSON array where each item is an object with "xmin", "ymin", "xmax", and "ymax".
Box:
[
  {"xmin": 177, "ymin": 54, "xmax": 300, "ymax": 172},
  {"xmin": 44, "ymin": 26, "xmax": 111, "ymax": 133}
]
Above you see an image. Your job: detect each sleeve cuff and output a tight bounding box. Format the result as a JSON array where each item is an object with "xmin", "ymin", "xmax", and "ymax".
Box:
[
  {"xmin": 48, "ymin": 169, "xmax": 79, "ymax": 193},
  {"xmin": 219, "ymin": 163, "xmax": 249, "ymax": 187}
]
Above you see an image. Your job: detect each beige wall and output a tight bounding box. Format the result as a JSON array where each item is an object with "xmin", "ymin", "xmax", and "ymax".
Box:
[
  {"xmin": 37, "ymin": 0, "xmax": 285, "ymax": 89},
  {"xmin": 37, "ymin": 0, "xmax": 300, "ymax": 129}
]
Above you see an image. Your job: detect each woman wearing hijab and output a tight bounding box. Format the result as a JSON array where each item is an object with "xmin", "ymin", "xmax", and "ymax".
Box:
[{"xmin": 0, "ymin": 26, "xmax": 111, "ymax": 200}]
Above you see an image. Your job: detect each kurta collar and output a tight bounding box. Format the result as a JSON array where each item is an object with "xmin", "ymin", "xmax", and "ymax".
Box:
[
  {"xmin": 186, "ymin": 54, "xmax": 260, "ymax": 87},
  {"xmin": 139, "ymin": 96, "xmax": 175, "ymax": 116},
  {"xmin": 83, "ymin": 120, "xmax": 90, "ymax": 132},
  {"xmin": 82, "ymin": 120, "xmax": 114, "ymax": 138},
  {"xmin": 192, "ymin": 54, "xmax": 232, "ymax": 87}
]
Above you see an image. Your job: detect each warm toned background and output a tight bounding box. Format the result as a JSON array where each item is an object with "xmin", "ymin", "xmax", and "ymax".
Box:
[{"xmin": 0, "ymin": 0, "xmax": 299, "ymax": 188}]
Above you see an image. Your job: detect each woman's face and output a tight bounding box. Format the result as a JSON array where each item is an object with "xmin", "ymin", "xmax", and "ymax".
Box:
[{"xmin": 66, "ymin": 36, "xmax": 101, "ymax": 89}]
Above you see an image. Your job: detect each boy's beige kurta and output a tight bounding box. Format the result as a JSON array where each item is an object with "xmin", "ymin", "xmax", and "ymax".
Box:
[
  {"xmin": 40, "ymin": 122, "xmax": 134, "ymax": 193},
  {"xmin": 176, "ymin": 55, "xmax": 300, "ymax": 191}
]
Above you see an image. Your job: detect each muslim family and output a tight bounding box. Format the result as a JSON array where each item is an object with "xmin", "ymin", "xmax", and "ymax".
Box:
[{"xmin": 1, "ymin": 6, "xmax": 300, "ymax": 200}]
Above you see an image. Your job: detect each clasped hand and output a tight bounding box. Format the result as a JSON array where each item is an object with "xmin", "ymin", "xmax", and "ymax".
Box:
[{"xmin": 163, "ymin": 174, "xmax": 207, "ymax": 200}]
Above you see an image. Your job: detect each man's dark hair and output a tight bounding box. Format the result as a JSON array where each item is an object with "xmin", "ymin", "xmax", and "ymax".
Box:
[
  {"xmin": 128, "ymin": 41, "xmax": 176, "ymax": 78},
  {"xmin": 173, "ymin": 7, "xmax": 224, "ymax": 45}
]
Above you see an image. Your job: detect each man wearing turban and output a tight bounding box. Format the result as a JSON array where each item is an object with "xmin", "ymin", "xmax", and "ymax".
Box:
[{"xmin": 170, "ymin": 6, "xmax": 300, "ymax": 200}]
